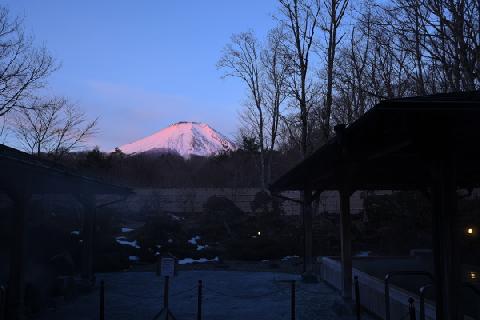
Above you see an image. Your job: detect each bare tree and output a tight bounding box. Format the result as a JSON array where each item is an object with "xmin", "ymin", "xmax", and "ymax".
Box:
[
  {"xmin": 321, "ymin": 0, "xmax": 349, "ymax": 138},
  {"xmin": 0, "ymin": 6, "xmax": 55, "ymax": 116},
  {"xmin": 262, "ymin": 27, "xmax": 290, "ymax": 184},
  {"xmin": 218, "ymin": 31, "xmax": 267, "ymax": 189},
  {"xmin": 278, "ymin": 0, "xmax": 322, "ymax": 276},
  {"xmin": 13, "ymin": 97, "xmax": 97, "ymax": 157},
  {"xmin": 278, "ymin": 0, "xmax": 322, "ymax": 157}
]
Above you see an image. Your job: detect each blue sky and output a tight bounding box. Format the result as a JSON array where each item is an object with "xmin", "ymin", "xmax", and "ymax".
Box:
[{"xmin": 4, "ymin": 0, "xmax": 278, "ymax": 150}]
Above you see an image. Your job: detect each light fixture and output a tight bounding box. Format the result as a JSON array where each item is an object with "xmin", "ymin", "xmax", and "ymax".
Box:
[
  {"xmin": 257, "ymin": 231, "xmax": 261, "ymax": 236},
  {"xmin": 467, "ymin": 227, "xmax": 474, "ymax": 235}
]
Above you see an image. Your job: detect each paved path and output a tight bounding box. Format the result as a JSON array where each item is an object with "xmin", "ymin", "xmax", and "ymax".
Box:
[{"xmin": 35, "ymin": 271, "xmax": 369, "ymax": 320}]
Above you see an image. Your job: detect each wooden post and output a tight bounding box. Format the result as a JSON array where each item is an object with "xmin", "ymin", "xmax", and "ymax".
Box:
[
  {"xmin": 303, "ymin": 185, "xmax": 313, "ymax": 275},
  {"xmin": 5, "ymin": 190, "xmax": 30, "ymax": 320},
  {"xmin": 335, "ymin": 124, "xmax": 353, "ymax": 299},
  {"xmin": 339, "ymin": 188, "xmax": 352, "ymax": 299},
  {"xmin": 78, "ymin": 193, "xmax": 96, "ymax": 282},
  {"xmin": 431, "ymin": 155, "xmax": 461, "ymax": 320}
]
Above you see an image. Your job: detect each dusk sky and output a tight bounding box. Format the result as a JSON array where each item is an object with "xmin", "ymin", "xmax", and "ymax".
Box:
[{"xmin": 4, "ymin": 0, "xmax": 277, "ymax": 150}]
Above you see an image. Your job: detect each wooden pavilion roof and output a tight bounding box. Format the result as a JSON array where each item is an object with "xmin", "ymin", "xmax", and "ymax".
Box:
[{"xmin": 270, "ymin": 91, "xmax": 480, "ymax": 192}]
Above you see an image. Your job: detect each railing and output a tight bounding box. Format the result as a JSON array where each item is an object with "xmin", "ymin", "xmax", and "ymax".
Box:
[{"xmin": 384, "ymin": 271, "xmax": 434, "ymax": 320}]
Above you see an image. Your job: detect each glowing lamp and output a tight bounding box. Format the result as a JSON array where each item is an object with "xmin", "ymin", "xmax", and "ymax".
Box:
[
  {"xmin": 467, "ymin": 227, "xmax": 474, "ymax": 235},
  {"xmin": 257, "ymin": 231, "xmax": 261, "ymax": 236}
]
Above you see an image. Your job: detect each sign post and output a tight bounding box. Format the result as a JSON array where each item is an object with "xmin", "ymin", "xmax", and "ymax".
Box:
[{"xmin": 153, "ymin": 257, "xmax": 177, "ymax": 320}]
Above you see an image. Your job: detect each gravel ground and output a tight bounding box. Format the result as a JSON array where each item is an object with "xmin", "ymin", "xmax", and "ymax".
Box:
[{"xmin": 34, "ymin": 270, "xmax": 370, "ymax": 320}]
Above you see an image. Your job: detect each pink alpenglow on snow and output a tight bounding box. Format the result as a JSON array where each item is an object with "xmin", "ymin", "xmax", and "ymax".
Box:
[{"xmin": 118, "ymin": 121, "xmax": 236, "ymax": 158}]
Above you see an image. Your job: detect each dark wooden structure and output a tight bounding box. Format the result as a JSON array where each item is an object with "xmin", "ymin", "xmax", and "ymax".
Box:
[
  {"xmin": 270, "ymin": 92, "xmax": 480, "ymax": 319},
  {"xmin": 0, "ymin": 144, "xmax": 131, "ymax": 320}
]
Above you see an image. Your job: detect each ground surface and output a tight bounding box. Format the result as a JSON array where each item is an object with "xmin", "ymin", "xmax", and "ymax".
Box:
[{"xmin": 35, "ymin": 270, "xmax": 368, "ymax": 320}]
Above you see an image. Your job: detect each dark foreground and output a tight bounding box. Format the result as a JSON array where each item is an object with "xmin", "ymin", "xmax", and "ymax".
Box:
[{"xmin": 34, "ymin": 270, "xmax": 369, "ymax": 320}]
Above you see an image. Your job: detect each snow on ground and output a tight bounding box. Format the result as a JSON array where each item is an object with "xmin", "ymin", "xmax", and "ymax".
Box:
[
  {"xmin": 121, "ymin": 227, "xmax": 134, "ymax": 233},
  {"xmin": 70, "ymin": 231, "xmax": 80, "ymax": 236},
  {"xmin": 116, "ymin": 237, "xmax": 140, "ymax": 249},
  {"xmin": 355, "ymin": 251, "xmax": 371, "ymax": 257},
  {"xmin": 188, "ymin": 235, "xmax": 201, "ymax": 245},
  {"xmin": 36, "ymin": 270, "xmax": 368, "ymax": 320},
  {"xmin": 178, "ymin": 257, "xmax": 219, "ymax": 265},
  {"xmin": 128, "ymin": 256, "xmax": 140, "ymax": 262},
  {"xmin": 169, "ymin": 213, "xmax": 182, "ymax": 221},
  {"xmin": 281, "ymin": 256, "xmax": 300, "ymax": 261}
]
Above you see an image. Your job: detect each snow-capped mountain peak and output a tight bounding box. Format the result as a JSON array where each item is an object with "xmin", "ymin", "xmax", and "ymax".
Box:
[{"xmin": 118, "ymin": 121, "xmax": 236, "ymax": 158}]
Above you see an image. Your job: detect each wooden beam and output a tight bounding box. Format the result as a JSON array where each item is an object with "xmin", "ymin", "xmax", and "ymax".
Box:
[
  {"xmin": 302, "ymin": 184, "xmax": 313, "ymax": 275},
  {"xmin": 77, "ymin": 193, "xmax": 96, "ymax": 282},
  {"xmin": 5, "ymin": 189, "xmax": 31, "ymax": 320},
  {"xmin": 431, "ymin": 156, "xmax": 461, "ymax": 320},
  {"xmin": 335, "ymin": 123, "xmax": 354, "ymax": 299},
  {"xmin": 339, "ymin": 188, "xmax": 353, "ymax": 299}
]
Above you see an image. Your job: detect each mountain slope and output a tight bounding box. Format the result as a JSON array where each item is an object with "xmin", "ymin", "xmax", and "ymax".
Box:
[{"xmin": 118, "ymin": 121, "xmax": 236, "ymax": 158}]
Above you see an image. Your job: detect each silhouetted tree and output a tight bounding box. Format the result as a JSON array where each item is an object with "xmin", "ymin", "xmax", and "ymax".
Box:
[
  {"xmin": 0, "ymin": 6, "xmax": 55, "ymax": 116},
  {"xmin": 13, "ymin": 97, "xmax": 97, "ymax": 157}
]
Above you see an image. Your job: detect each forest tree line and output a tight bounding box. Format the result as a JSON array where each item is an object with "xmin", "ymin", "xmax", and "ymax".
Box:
[
  {"xmin": 219, "ymin": 0, "xmax": 480, "ymax": 189},
  {"xmin": 0, "ymin": 1, "xmax": 479, "ymax": 189}
]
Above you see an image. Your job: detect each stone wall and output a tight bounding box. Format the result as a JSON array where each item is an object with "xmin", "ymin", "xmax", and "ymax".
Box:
[{"xmin": 103, "ymin": 188, "xmax": 367, "ymax": 215}]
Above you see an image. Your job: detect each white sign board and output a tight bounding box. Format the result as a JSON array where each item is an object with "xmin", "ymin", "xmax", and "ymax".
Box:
[{"xmin": 161, "ymin": 257, "xmax": 175, "ymax": 277}]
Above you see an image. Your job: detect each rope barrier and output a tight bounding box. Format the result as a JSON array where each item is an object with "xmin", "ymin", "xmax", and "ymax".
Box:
[
  {"xmin": 113, "ymin": 291, "xmax": 161, "ymax": 300},
  {"xmin": 170, "ymin": 285, "xmax": 198, "ymax": 297},
  {"xmin": 203, "ymin": 286, "xmax": 288, "ymax": 299},
  {"xmin": 295, "ymin": 286, "xmax": 333, "ymax": 295},
  {"xmin": 112, "ymin": 285, "xmax": 198, "ymax": 300}
]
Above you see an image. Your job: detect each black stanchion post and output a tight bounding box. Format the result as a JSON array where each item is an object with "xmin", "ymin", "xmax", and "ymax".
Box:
[
  {"xmin": 385, "ymin": 275, "xmax": 390, "ymax": 320},
  {"xmin": 291, "ymin": 280, "xmax": 296, "ymax": 320},
  {"xmin": 408, "ymin": 297, "xmax": 416, "ymax": 320},
  {"xmin": 354, "ymin": 276, "xmax": 361, "ymax": 320},
  {"xmin": 197, "ymin": 280, "xmax": 202, "ymax": 320},
  {"xmin": 164, "ymin": 276, "xmax": 170, "ymax": 310},
  {"xmin": 99, "ymin": 280, "xmax": 105, "ymax": 320},
  {"xmin": 0, "ymin": 285, "xmax": 5, "ymax": 320}
]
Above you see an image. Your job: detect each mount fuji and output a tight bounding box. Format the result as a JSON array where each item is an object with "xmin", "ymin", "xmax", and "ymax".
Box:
[{"xmin": 118, "ymin": 121, "xmax": 236, "ymax": 158}]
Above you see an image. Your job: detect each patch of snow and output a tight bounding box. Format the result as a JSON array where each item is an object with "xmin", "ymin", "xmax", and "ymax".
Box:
[
  {"xmin": 156, "ymin": 244, "xmax": 162, "ymax": 249},
  {"xmin": 178, "ymin": 257, "xmax": 219, "ymax": 265},
  {"xmin": 168, "ymin": 239, "xmax": 173, "ymax": 243},
  {"xmin": 196, "ymin": 244, "xmax": 208, "ymax": 251},
  {"xmin": 70, "ymin": 230, "xmax": 80, "ymax": 236},
  {"xmin": 121, "ymin": 227, "xmax": 134, "ymax": 233},
  {"xmin": 129, "ymin": 256, "xmax": 140, "ymax": 261},
  {"xmin": 281, "ymin": 255, "xmax": 300, "ymax": 261},
  {"xmin": 169, "ymin": 213, "xmax": 182, "ymax": 221},
  {"xmin": 188, "ymin": 236, "xmax": 201, "ymax": 245},
  {"xmin": 118, "ymin": 122, "xmax": 236, "ymax": 158},
  {"xmin": 116, "ymin": 237, "xmax": 140, "ymax": 249},
  {"xmin": 355, "ymin": 251, "xmax": 371, "ymax": 257}
]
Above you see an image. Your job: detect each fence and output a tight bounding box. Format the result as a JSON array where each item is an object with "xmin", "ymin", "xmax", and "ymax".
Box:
[
  {"xmin": 97, "ymin": 277, "xmax": 343, "ymax": 320},
  {"xmin": 321, "ymin": 257, "xmax": 437, "ymax": 320}
]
